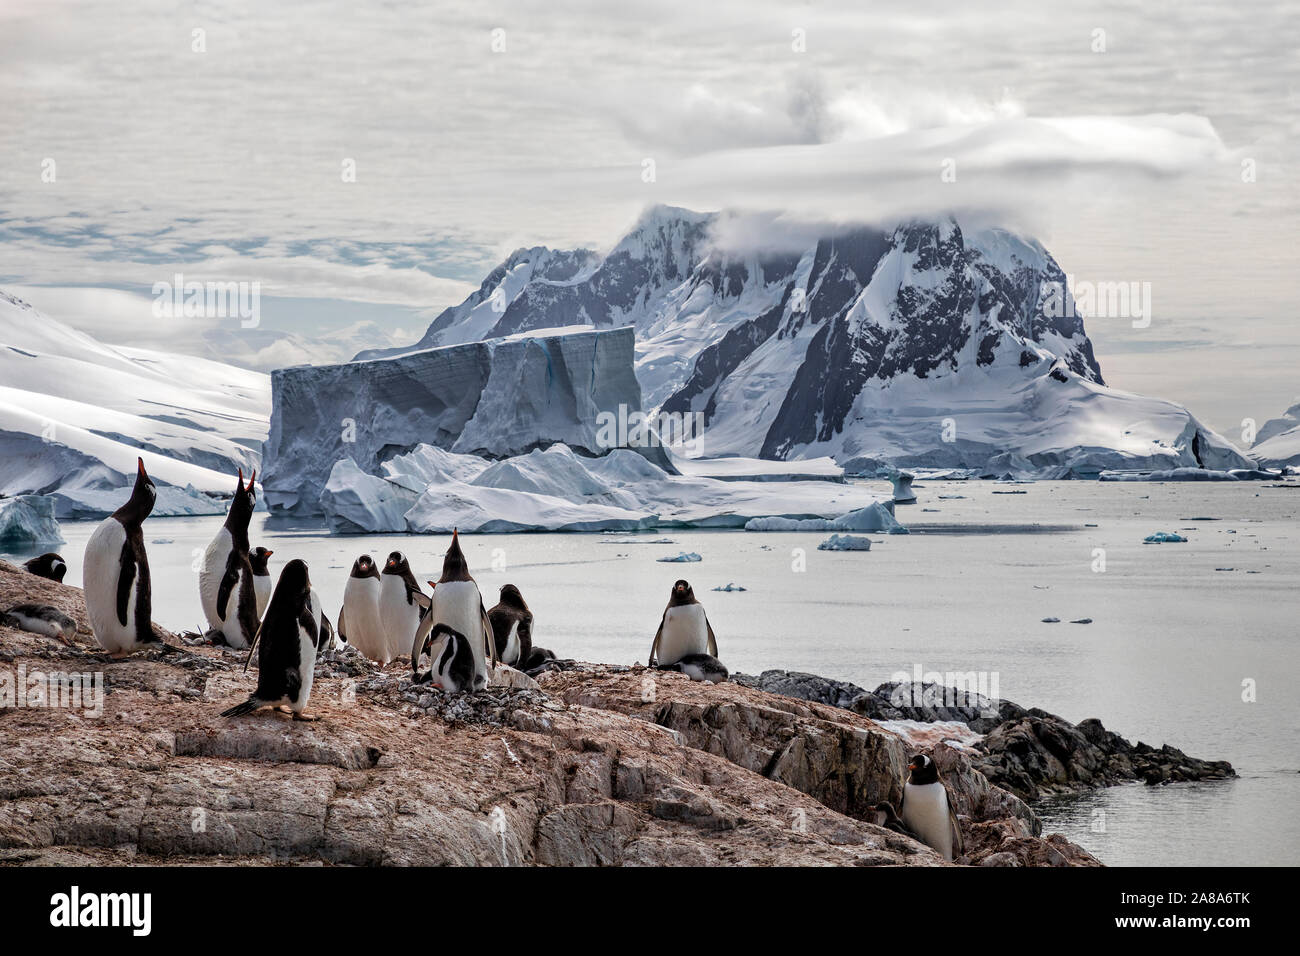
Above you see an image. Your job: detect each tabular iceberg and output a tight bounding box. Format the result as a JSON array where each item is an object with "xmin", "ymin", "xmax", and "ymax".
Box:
[
  {"xmin": 261, "ymin": 326, "xmax": 655, "ymax": 518},
  {"xmin": 0, "ymin": 494, "xmax": 63, "ymax": 546}
]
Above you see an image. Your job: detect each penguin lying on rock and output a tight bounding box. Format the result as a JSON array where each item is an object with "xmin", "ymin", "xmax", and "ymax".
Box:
[
  {"xmin": 488, "ymin": 584, "xmax": 557, "ymax": 672},
  {"xmin": 1, "ymin": 604, "xmax": 77, "ymax": 645},
  {"xmin": 657, "ymin": 652, "xmax": 729, "ymax": 684},
  {"xmin": 23, "ymin": 553, "xmax": 67, "ymax": 583}
]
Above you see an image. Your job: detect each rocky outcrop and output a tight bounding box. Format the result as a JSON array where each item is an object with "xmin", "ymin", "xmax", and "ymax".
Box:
[
  {"xmin": 737, "ymin": 671, "xmax": 1235, "ymax": 801},
  {"xmin": 0, "ymin": 561, "xmax": 1097, "ymax": 866}
]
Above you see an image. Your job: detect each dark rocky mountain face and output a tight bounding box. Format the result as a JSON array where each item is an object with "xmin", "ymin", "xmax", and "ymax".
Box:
[{"xmin": 360, "ymin": 205, "xmax": 1247, "ymax": 472}]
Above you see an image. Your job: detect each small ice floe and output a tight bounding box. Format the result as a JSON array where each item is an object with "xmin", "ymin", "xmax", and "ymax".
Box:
[
  {"xmin": 604, "ymin": 537, "xmax": 676, "ymax": 545},
  {"xmin": 657, "ymin": 552, "xmax": 702, "ymax": 563},
  {"xmin": 937, "ymin": 495, "xmax": 966, "ymax": 500},
  {"xmin": 151, "ymin": 538, "xmax": 174, "ymax": 545},
  {"xmin": 817, "ymin": 534, "xmax": 872, "ymax": 551},
  {"xmin": 1143, "ymin": 531, "xmax": 1188, "ymax": 543},
  {"xmin": 992, "ymin": 489, "xmax": 1027, "ymax": 494},
  {"xmin": 876, "ymin": 719, "xmax": 984, "ymax": 753},
  {"xmin": 1070, "ymin": 618, "xmax": 1093, "ymax": 624},
  {"xmin": 711, "ymin": 583, "xmax": 747, "ymax": 592},
  {"xmin": 1042, "ymin": 617, "xmax": 1061, "ymax": 623},
  {"xmin": 890, "ymin": 470, "xmax": 917, "ymax": 504}
]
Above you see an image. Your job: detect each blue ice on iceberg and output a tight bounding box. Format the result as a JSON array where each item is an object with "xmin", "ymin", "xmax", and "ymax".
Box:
[
  {"xmin": 818, "ymin": 534, "xmax": 872, "ymax": 551},
  {"xmin": 657, "ymin": 552, "xmax": 702, "ymax": 563},
  {"xmin": 1143, "ymin": 531, "xmax": 1188, "ymax": 543}
]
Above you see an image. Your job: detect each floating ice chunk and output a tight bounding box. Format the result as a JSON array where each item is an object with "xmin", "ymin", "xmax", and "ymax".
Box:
[
  {"xmin": 744, "ymin": 502, "xmax": 902, "ymax": 533},
  {"xmin": 1101, "ymin": 467, "xmax": 1239, "ymax": 482},
  {"xmin": 711, "ymin": 582, "xmax": 747, "ymax": 592},
  {"xmin": 380, "ymin": 444, "xmax": 489, "ymax": 492},
  {"xmin": 321, "ymin": 458, "xmax": 417, "ymax": 534},
  {"xmin": 405, "ymin": 479, "xmax": 655, "ymax": 533},
  {"xmin": 818, "ymin": 534, "xmax": 872, "ymax": 551},
  {"xmin": 657, "ymin": 551, "xmax": 702, "ymax": 563},
  {"xmin": 1041, "ymin": 617, "xmax": 1061, "ymax": 623},
  {"xmin": 0, "ymin": 495, "xmax": 63, "ymax": 546},
  {"xmin": 891, "ymin": 471, "xmax": 917, "ymax": 503},
  {"xmin": 1143, "ymin": 531, "xmax": 1188, "ymax": 543}
]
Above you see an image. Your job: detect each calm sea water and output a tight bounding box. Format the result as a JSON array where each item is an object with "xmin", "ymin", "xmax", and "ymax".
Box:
[{"xmin": 8, "ymin": 480, "xmax": 1297, "ymax": 866}]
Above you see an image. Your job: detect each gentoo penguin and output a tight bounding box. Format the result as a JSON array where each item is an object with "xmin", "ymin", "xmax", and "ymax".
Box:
[
  {"xmin": 378, "ymin": 551, "xmax": 429, "ymax": 663},
  {"xmin": 648, "ymin": 579, "xmax": 717, "ymax": 667},
  {"xmin": 409, "ymin": 530, "xmax": 497, "ymax": 689},
  {"xmin": 222, "ymin": 559, "xmax": 323, "ymax": 721},
  {"xmin": 488, "ymin": 584, "xmax": 533, "ymax": 667},
  {"xmin": 82, "ymin": 457, "xmax": 159, "ymax": 658},
  {"xmin": 900, "ymin": 753, "xmax": 963, "ymax": 861},
  {"xmin": 658, "ymin": 652, "xmax": 729, "ymax": 684},
  {"xmin": 339, "ymin": 555, "xmax": 390, "ymax": 663},
  {"xmin": 1, "ymin": 604, "xmax": 76, "ymax": 645},
  {"xmin": 413, "ymin": 623, "xmax": 477, "ymax": 692},
  {"xmin": 868, "ymin": 801, "xmax": 917, "ymax": 838},
  {"xmin": 23, "ymin": 552, "xmax": 67, "ymax": 583},
  {"xmin": 198, "ymin": 470, "xmax": 259, "ymax": 649},
  {"xmin": 249, "ymin": 546, "xmax": 274, "ymax": 617}
]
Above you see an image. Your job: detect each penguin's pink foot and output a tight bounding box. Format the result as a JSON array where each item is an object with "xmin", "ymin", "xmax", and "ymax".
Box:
[
  {"xmin": 292, "ymin": 712, "xmax": 320, "ymax": 722},
  {"xmin": 109, "ymin": 650, "xmax": 130, "ymax": 660}
]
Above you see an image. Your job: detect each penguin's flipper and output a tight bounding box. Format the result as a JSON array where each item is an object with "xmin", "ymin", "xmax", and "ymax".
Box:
[
  {"xmin": 411, "ymin": 588, "xmax": 432, "ymax": 610},
  {"xmin": 316, "ymin": 612, "xmax": 334, "ymax": 653},
  {"xmin": 480, "ymin": 600, "xmax": 497, "ymax": 667},
  {"xmin": 648, "ymin": 616, "xmax": 664, "ymax": 667},
  {"xmin": 115, "ymin": 540, "xmax": 137, "ymax": 628},
  {"xmin": 215, "ymin": 559, "xmax": 240, "ymax": 622},
  {"xmin": 242, "ymin": 619, "xmax": 265, "ymax": 674},
  {"xmin": 705, "ymin": 617, "xmax": 718, "ymax": 657},
  {"xmin": 948, "ymin": 792, "xmax": 964, "ymax": 858},
  {"xmin": 297, "ymin": 600, "xmax": 319, "ymax": 650},
  {"xmin": 337, "ymin": 605, "xmax": 348, "ymax": 642},
  {"xmin": 410, "ymin": 610, "xmax": 435, "ymax": 675},
  {"xmin": 518, "ymin": 612, "xmax": 533, "ymax": 662}
]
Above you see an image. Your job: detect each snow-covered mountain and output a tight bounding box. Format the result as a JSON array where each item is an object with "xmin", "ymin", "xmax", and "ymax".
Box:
[
  {"xmin": 201, "ymin": 320, "xmax": 410, "ymax": 372},
  {"xmin": 365, "ymin": 206, "xmax": 1251, "ymax": 476},
  {"xmin": 1251, "ymin": 400, "xmax": 1300, "ymax": 468},
  {"xmin": 0, "ymin": 291, "xmax": 270, "ymax": 516}
]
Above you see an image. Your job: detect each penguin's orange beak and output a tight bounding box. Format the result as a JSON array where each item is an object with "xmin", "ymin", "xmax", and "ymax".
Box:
[
  {"xmin": 908, "ymin": 761, "xmax": 919, "ymax": 771},
  {"xmin": 137, "ymin": 457, "xmax": 148, "ymax": 479},
  {"xmin": 427, "ymin": 580, "xmax": 437, "ymax": 589},
  {"xmin": 264, "ymin": 550, "xmax": 273, "ymax": 557}
]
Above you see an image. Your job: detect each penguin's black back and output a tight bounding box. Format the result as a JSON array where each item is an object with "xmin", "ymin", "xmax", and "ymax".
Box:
[
  {"xmin": 488, "ymin": 600, "xmax": 532, "ymax": 663},
  {"xmin": 256, "ymin": 560, "xmax": 315, "ymax": 703},
  {"xmin": 434, "ymin": 625, "xmax": 476, "ymax": 692}
]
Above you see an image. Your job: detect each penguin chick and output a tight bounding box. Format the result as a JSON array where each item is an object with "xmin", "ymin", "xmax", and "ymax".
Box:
[
  {"xmin": 1, "ymin": 604, "xmax": 77, "ymax": 645},
  {"xmin": 657, "ymin": 652, "xmax": 728, "ymax": 683}
]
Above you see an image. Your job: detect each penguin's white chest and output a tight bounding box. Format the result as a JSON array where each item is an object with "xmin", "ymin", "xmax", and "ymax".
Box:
[
  {"xmin": 83, "ymin": 517, "xmax": 141, "ymax": 653},
  {"xmin": 253, "ymin": 574, "xmax": 271, "ymax": 618},
  {"xmin": 198, "ymin": 528, "xmax": 253, "ymax": 647},
  {"xmin": 430, "ymin": 581, "xmax": 487, "ymax": 674},
  {"xmin": 290, "ymin": 594, "xmax": 321, "ymax": 710},
  {"xmin": 380, "ymin": 574, "xmax": 420, "ymax": 645},
  {"xmin": 659, "ymin": 604, "xmax": 708, "ymax": 665},
  {"xmin": 902, "ymin": 781, "xmax": 954, "ymax": 861},
  {"xmin": 344, "ymin": 576, "xmax": 386, "ymax": 662},
  {"xmin": 501, "ymin": 620, "xmax": 520, "ymax": 665}
]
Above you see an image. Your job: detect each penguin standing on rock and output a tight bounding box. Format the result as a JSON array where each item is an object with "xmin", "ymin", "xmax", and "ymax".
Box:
[
  {"xmin": 378, "ymin": 551, "xmax": 429, "ymax": 663},
  {"xmin": 410, "ymin": 530, "xmax": 496, "ymax": 689},
  {"xmin": 249, "ymin": 546, "xmax": 274, "ymax": 618},
  {"xmin": 221, "ymin": 559, "xmax": 324, "ymax": 721},
  {"xmin": 648, "ymin": 579, "xmax": 724, "ymax": 680},
  {"xmin": 198, "ymin": 470, "xmax": 259, "ymax": 648},
  {"xmin": 900, "ymin": 753, "xmax": 963, "ymax": 861},
  {"xmin": 23, "ymin": 553, "xmax": 67, "ymax": 583},
  {"xmin": 339, "ymin": 555, "xmax": 387, "ymax": 663},
  {"xmin": 82, "ymin": 458, "xmax": 159, "ymax": 658}
]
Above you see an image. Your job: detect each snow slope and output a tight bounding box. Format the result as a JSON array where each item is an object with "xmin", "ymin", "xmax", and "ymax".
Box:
[
  {"xmin": 1251, "ymin": 400, "xmax": 1300, "ymax": 468},
  {"xmin": 0, "ymin": 291, "xmax": 270, "ymax": 515},
  {"xmin": 372, "ymin": 206, "xmax": 1252, "ymax": 476}
]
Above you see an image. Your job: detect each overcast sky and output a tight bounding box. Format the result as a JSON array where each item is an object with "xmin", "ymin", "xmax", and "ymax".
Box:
[{"xmin": 1, "ymin": 0, "xmax": 1297, "ymax": 437}]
